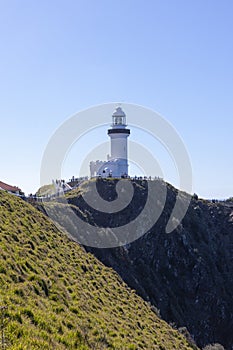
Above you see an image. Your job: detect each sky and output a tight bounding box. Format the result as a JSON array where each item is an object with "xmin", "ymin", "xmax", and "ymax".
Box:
[{"xmin": 0, "ymin": 0, "xmax": 232, "ymax": 199}]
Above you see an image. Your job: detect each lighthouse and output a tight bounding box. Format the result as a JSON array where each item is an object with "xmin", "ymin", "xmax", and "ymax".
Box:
[
  {"xmin": 107, "ymin": 107, "xmax": 130, "ymax": 176},
  {"xmin": 90, "ymin": 107, "xmax": 130, "ymax": 178}
]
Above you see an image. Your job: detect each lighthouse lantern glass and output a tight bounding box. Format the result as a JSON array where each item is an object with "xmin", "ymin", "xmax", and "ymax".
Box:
[{"xmin": 112, "ymin": 116, "xmax": 126, "ymax": 125}]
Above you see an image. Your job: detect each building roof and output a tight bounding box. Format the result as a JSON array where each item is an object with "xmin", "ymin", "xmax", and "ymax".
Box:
[{"xmin": 0, "ymin": 181, "xmax": 21, "ymax": 193}]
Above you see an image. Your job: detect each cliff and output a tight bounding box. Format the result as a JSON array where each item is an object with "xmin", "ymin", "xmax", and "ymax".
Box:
[
  {"xmin": 59, "ymin": 178, "xmax": 233, "ymax": 349},
  {"xmin": 0, "ymin": 190, "xmax": 196, "ymax": 349}
]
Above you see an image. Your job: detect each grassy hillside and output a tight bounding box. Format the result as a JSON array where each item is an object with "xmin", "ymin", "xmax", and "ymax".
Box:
[{"xmin": 0, "ymin": 191, "xmax": 197, "ymax": 349}]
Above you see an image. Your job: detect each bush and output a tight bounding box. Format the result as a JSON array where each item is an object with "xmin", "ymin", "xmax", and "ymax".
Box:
[{"xmin": 203, "ymin": 343, "xmax": 225, "ymax": 350}]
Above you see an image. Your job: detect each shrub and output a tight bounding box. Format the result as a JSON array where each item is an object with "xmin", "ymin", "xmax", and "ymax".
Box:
[{"xmin": 203, "ymin": 343, "xmax": 225, "ymax": 350}]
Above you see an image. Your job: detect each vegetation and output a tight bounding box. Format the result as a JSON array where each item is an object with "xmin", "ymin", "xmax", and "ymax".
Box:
[
  {"xmin": 0, "ymin": 191, "xmax": 197, "ymax": 349},
  {"xmin": 203, "ymin": 344, "xmax": 225, "ymax": 350},
  {"xmin": 36, "ymin": 184, "xmax": 55, "ymax": 197}
]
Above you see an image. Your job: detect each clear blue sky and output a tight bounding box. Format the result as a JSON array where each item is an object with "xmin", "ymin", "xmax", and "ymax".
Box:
[{"xmin": 0, "ymin": 0, "xmax": 232, "ymax": 199}]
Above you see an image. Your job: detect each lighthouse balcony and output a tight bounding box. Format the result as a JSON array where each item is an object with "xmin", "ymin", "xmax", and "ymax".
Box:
[{"xmin": 108, "ymin": 128, "xmax": 130, "ymax": 135}]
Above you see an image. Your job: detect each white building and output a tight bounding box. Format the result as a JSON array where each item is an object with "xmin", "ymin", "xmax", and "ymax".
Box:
[
  {"xmin": 90, "ymin": 107, "xmax": 130, "ymax": 178},
  {"xmin": 0, "ymin": 180, "xmax": 22, "ymax": 195}
]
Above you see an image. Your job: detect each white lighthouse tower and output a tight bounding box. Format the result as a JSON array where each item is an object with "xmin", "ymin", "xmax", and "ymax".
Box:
[
  {"xmin": 90, "ymin": 106, "xmax": 130, "ymax": 178},
  {"xmin": 107, "ymin": 107, "xmax": 130, "ymax": 177}
]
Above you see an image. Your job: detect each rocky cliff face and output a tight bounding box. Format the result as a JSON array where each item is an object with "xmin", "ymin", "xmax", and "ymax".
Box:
[{"xmin": 44, "ymin": 178, "xmax": 233, "ymax": 349}]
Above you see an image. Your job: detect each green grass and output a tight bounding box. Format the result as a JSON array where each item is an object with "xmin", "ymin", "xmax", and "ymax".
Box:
[{"xmin": 0, "ymin": 191, "xmax": 198, "ymax": 349}]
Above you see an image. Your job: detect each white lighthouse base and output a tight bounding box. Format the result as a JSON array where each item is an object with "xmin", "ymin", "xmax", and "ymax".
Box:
[{"xmin": 90, "ymin": 158, "xmax": 128, "ymax": 178}]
